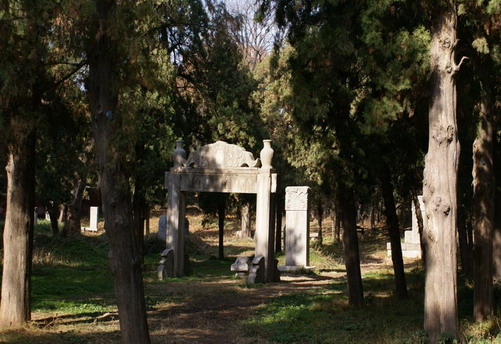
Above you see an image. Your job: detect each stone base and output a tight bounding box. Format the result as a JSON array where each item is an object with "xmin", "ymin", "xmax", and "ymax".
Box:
[
  {"xmin": 278, "ymin": 265, "xmax": 315, "ymax": 273},
  {"xmin": 81, "ymin": 227, "xmax": 98, "ymax": 232},
  {"xmin": 232, "ymin": 256, "xmax": 280, "ymax": 283},
  {"xmin": 387, "ymin": 242, "xmax": 422, "ymax": 259},
  {"xmin": 157, "ymin": 248, "xmax": 174, "ymax": 280}
]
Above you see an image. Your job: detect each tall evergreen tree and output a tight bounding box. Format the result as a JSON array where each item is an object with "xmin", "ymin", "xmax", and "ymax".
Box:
[
  {"xmin": 0, "ymin": 0, "xmax": 58, "ymax": 328},
  {"xmin": 422, "ymin": 1, "xmax": 466, "ymax": 340}
]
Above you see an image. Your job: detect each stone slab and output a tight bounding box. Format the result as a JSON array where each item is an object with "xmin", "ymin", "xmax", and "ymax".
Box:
[
  {"xmin": 278, "ymin": 265, "xmax": 315, "ymax": 272},
  {"xmin": 166, "ymin": 170, "xmax": 277, "ymax": 194}
]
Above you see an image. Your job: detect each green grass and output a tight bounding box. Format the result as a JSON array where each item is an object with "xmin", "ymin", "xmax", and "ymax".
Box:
[
  {"xmin": 242, "ymin": 267, "xmax": 501, "ymax": 344},
  {"xmin": 3, "ymin": 219, "xmax": 501, "ymax": 344},
  {"xmin": 243, "ymin": 269, "xmax": 425, "ymax": 344},
  {"xmin": 31, "ymin": 226, "xmax": 114, "ymax": 314}
]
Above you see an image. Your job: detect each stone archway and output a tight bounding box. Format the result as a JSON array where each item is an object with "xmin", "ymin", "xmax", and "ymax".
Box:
[{"xmin": 164, "ymin": 140, "xmax": 278, "ymax": 282}]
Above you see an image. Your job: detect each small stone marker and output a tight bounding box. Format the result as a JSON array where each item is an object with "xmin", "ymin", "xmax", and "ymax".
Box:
[
  {"xmin": 280, "ymin": 186, "xmax": 311, "ymax": 270},
  {"xmin": 248, "ymin": 256, "xmax": 265, "ymax": 284},
  {"xmin": 157, "ymin": 214, "xmax": 167, "ymax": 241},
  {"xmin": 231, "ymin": 255, "xmax": 267, "ymax": 284},
  {"xmin": 157, "ymin": 248, "xmax": 174, "ymax": 280},
  {"xmin": 82, "ymin": 206, "xmax": 99, "ymax": 232},
  {"xmin": 231, "ymin": 256, "xmax": 251, "ymax": 278},
  {"xmin": 89, "ymin": 206, "xmax": 98, "ymax": 231},
  {"xmin": 387, "ymin": 196, "xmax": 424, "ymax": 259}
]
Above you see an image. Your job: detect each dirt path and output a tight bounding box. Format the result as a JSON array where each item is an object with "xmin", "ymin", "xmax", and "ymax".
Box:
[{"xmin": 145, "ymin": 273, "xmax": 343, "ymax": 344}]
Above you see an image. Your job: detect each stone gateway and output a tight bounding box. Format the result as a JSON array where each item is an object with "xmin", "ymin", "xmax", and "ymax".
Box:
[{"xmin": 164, "ymin": 140, "xmax": 279, "ymax": 282}]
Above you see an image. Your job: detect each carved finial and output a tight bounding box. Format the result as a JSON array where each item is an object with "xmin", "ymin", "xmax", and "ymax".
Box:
[{"xmin": 173, "ymin": 140, "xmax": 186, "ymax": 168}]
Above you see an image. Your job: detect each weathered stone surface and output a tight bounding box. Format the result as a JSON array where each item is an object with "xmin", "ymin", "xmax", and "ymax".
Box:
[
  {"xmin": 157, "ymin": 248, "xmax": 174, "ymax": 280},
  {"xmin": 185, "ymin": 141, "xmax": 260, "ymax": 169},
  {"xmin": 284, "ymin": 187, "xmax": 310, "ymax": 268},
  {"xmin": 165, "ymin": 140, "xmax": 278, "ymax": 282},
  {"xmin": 157, "ymin": 214, "xmax": 167, "ymax": 241},
  {"xmin": 285, "ymin": 187, "xmax": 309, "ymax": 211},
  {"xmin": 247, "ymin": 256, "xmax": 265, "ymax": 284},
  {"xmin": 231, "ymin": 256, "xmax": 251, "ymax": 272}
]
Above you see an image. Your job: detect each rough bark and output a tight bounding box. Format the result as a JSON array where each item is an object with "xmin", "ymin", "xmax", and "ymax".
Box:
[
  {"xmin": 145, "ymin": 205, "xmax": 150, "ymax": 235},
  {"xmin": 411, "ymin": 191, "xmax": 427, "ymax": 263},
  {"xmin": 64, "ymin": 180, "xmax": 85, "ymax": 237},
  {"xmin": 380, "ymin": 168, "xmax": 408, "ymax": 299},
  {"xmin": 472, "ymin": 86, "xmax": 494, "ymax": 322},
  {"xmin": 58, "ymin": 204, "xmax": 67, "ymax": 224},
  {"xmin": 133, "ymin": 181, "xmax": 146, "ymax": 258},
  {"xmin": 47, "ymin": 204, "xmax": 59, "ymax": 236},
  {"xmin": 87, "ymin": 1, "xmax": 150, "ymax": 342},
  {"xmin": 337, "ymin": 183, "xmax": 364, "ymax": 307},
  {"xmin": 457, "ymin": 204, "xmax": 473, "ymax": 277},
  {"xmin": 316, "ymin": 203, "xmax": 323, "ymax": 245},
  {"xmin": 370, "ymin": 202, "xmax": 376, "ymax": 230},
  {"xmin": 218, "ymin": 198, "xmax": 225, "ymax": 260},
  {"xmin": 240, "ymin": 202, "xmax": 251, "ymax": 239},
  {"xmin": 335, "ymin": 209, "xmax": 341, "ymax": 242},
  {"xmin": 422, "ymin": 2, "xmax": 460, "ymax": 341},
  {"xmin": 0, "ymin": 118, "xmax": 35, "ymax": 329},
  {"xmin": 494, "ymin": 132, "xmax": 501, "ymax": 281},
  {"xmin": 331, "ymin": 107, "xmax": 364, "ymax": 307}
]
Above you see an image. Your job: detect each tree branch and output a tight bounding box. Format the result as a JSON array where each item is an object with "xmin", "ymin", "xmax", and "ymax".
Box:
[
  {"xmin": 53, "ymin": 60, "xmax": 87, "ymax": 89},
  {"xmin": 454, "ymin": 56, "xmax": 469, "ymax": 73}
]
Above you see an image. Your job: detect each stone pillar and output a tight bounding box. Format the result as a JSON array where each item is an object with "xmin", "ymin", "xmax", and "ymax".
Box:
[
  {"xmin": 284, "ymin": 186, "xmax": 310, "ymax": 268},
  {"xmin": 166, "ymin": 140, "xmax": 187, "ymax": 277},
  {"xmin": 89, "ymin": 206, "xmax": 98, "ymax": 231},
  {"xmin": 255, "ymin": 140, "xmax": 275, "ymax": 282},
  {"xmin": 166, "ymin": 173, "xmax": 186, "ymax": 277}
]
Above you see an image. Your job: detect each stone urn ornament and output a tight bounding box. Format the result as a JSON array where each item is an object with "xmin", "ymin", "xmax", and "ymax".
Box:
[{"xmin": 260, "ymin": 139, "xmax": 274, "ymax": 169}]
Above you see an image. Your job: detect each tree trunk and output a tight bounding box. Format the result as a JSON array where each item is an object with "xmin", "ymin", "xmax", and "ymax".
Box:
[
  {"xmin": 241, "ymin": 202, "xmax": 251, "ymax": 239},
  {"xmin": 333, "ymin": 206, "xmax": 341, "ymax": 243},
  {"xmin": 58, "ymin": 204, "xmax": 67, "ymax": 224},
  {"xmin": 0, "ymin": 118, "xmax": 35, "ymax": 329},
  {"xmin": 145, "ymin": 205, "xmax": 150, "ymax": 235},
  {"xmin": 87, "ymin": 1, "xmax": 150, "ymax": 342},
  {"xmin": 337, "ymin": 183, "xmax": 364, "ymax": 307},
  {"xmin": 316, "ymin": 203, "xmax": 323, "ymax": 245},
  {"xmin": 218, "ymin": 197, "xmax": 225, "ymax": 260},
  {"xmin": 64, "ymin": 180, "xmax": 85, "ymax": 237},
  {"xmin": 422, "ymin": 3, "xmax": 460, "ymax": 341},
  {"xmin": 380, "ymin": 167, "xmax": 408, "ymax": 299},
  {"xmin": 411, "ymin": 191, "xmax": 426, "ymax": 263},
  {"xmin": 133, "ymin": 181, "xmax": 146, "ymax": 258},
  {"xmin": 472, "ymin": 85, "xmax": 494, "ymax": 322},
  {"xmin": 47, "ymin": 204, "xmax": 59, "ymax": 236},
  {"xmin": 457, "ymin": 204, "xmax": 473, "ymax": 277},
  {"xmin": 370, "ymin": 201, "xmax": 376, "ymax": 230},
  {"xmin": 493, "ymin": 131, "xmax": 501, "ymax": 281}
]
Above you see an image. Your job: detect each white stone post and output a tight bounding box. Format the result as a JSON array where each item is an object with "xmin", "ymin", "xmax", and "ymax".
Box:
[
  {"xmin": 89, "ymin": 206, "xmax": 99, "ymax": 231},
  {"xmin": 284, "ymin": 186, "xmax": 310, "ymax": 268},
  {"xmin": 255, "ymin": 140, "xmax": 275, "ymax": 282}
]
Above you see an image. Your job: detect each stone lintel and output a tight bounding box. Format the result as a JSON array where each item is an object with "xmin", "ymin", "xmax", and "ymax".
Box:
[{"xmin": 166, "ymin": 169, "xmax": 277, "ymax": 194}]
